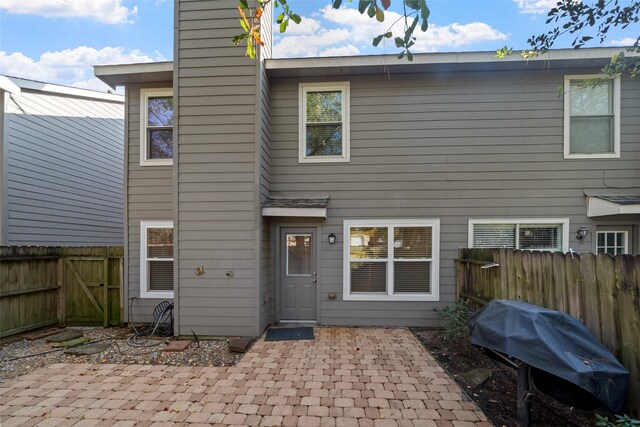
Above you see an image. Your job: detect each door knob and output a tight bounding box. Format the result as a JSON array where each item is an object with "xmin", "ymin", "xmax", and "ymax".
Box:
[{"xmin": 312, "ymin": 272, "xmax": 317, "ymax": 283}]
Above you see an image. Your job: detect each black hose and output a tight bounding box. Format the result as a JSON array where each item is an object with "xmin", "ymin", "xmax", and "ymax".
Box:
[{"xmin": 127, "ymin": 300, "xmax": 174, "ymax": 348}]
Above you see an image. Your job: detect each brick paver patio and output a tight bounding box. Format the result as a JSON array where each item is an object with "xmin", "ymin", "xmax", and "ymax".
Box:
[{"xmin": 0, "ymin": 327, "xmax": 491, "ymax": 426}]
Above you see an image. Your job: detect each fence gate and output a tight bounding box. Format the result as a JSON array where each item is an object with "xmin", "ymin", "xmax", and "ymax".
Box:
[{"xmin": 63, "ymin": 257, "xmax": 121, "ymax": 326}]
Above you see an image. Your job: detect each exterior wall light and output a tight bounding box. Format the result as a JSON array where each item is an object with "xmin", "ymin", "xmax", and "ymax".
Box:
[
  {"xmin": 328, "ymin": 233, "xmax": 336, "ymax": 244},
  {"xmin": 576, "ymin": 226, "xmax": 588, "ymax": 241}
]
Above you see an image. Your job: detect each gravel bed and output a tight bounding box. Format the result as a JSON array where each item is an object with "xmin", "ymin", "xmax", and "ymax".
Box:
[{"xmin": 0, "ymin": 327, "xmax": 243, "ymax": 382}]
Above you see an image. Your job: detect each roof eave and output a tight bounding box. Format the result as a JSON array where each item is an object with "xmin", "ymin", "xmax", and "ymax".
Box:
[
  {"xmin": 265, "ymin": 47, "xmax": 635, "ymax": 77},
  {"xmin": 94, "ymin": 62, "xmax": 174, "ymax": 89}
]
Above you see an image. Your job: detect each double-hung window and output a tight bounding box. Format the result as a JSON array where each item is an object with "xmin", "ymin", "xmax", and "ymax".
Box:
[
  {"xmin": 141, "ymin": 89, "xmax": 173, "ymax": 166},
  {"xmin": 140, "ymin": 221, "xmax": 174, "ymax": 299},
  {"xmin": 564, "ymin": 75, "xmax": 620, "ymax": 159},
  {"xmin": 299, "ymin": 82, "xmax": 350, "ymax": 163},
  {"xmin": 343, "ymin": 219, "xmax": 440, "ymax": 301},
  {"xmin": 469, "ymin": 219, "xmax": 570, "ymax": 252}
]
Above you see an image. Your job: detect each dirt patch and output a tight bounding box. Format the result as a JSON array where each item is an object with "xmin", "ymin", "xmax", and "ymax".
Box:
[
  {"xmin": 0, "ymin": 327, "xmax": 243, "ymax": 382},
  {"xmin": 413, "ymin": 329, "xmax": 597, "ymax": 427}
]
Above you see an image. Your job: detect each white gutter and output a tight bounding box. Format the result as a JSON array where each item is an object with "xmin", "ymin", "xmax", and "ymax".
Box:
[{"xmin": 266, "ymin": 47, "xmax": 636, "ymax": 71}]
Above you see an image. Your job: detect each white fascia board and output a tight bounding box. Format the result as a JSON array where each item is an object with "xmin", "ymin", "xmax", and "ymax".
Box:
[
  {"xmin": 0, "ymin": 76, "xmax": 21, "ymax": 95},
  {"xmin": 587, "ymin": 196, "xmax": 640, "ymax": 217},
  {"xmin": 1, "ymin": 75, "xmax": 122, "ymax": 103},
  {"xmin": 266, "ymin": 47, "xmax": 635, "ymax": 71},
  {"xmin": 261, "ymin": 207, "xmax": 327, "ymax": 218}
]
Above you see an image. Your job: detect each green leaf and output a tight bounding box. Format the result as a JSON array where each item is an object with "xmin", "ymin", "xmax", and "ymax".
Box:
[
  {"xmin": 232, "ymin": 34, "xmax": 247, "ymax": 44},
  {"xmin": 372, "ymin": 34, "xmax": 384, "ymax": 47},
  {"xmin": 332, "ymin": 0, "xmax": 343, "ymax": 8},
  {"xmin": 358, "ymin": 1, "xmax": 369, "ymax": 14},
  {"xmin": 239, "ymin": 18, "xmax": 249, "ymax": 32},
  {"xmin": 367, "ymin": 3, "xmax": 376, "ymax": 18},
  {"xmin": 276, "ymin": 13, "xmax": 284, "ymax": 24},
  {"xmin": 384, "ymin": 31, "xmax": 392, "ymax": 38},
  {"xmin": 290, "ymin": 13, "xmax": 301, "ymax": 24},
  {"xmin": 381, "ymin": 0, "xmax": 390, "ymax": 9},
  {"xmin": 397, "ymin": 51, "xmax": 404, "ymax": 59},
  {"xmin": 407, "ymin": 50, "xmax": 413, "ymax": 61},
  {"xmin": 394, "ymin": 37, "xmax": 404, "ymax": 48},
  {"xmin": 246, "ymin": 40, "xmax": 255, "ymax": 59},
  {"xmin": 405, "ymin": 0, "xmax": 419, "ymax": 10},
  {"xmin": 375, "ymin": 6, "xmax": 384, "ymax": 22},
  {"xmin": 279, "ymin": 19, "xmax": 288, "ymax": 33},
  {"xmin": 239, "ymin": 0, "xmax": 249, "ymax": 10}
]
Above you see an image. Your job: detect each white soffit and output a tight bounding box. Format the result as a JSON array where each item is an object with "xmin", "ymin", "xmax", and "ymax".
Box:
[{"xmin": 587, "ymin": 196, "xmax": 640, "ymax": 217}]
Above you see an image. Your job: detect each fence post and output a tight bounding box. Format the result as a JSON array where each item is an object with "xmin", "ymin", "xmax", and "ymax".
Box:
[{"xmin": 56, "ymin": 257, "xmax": 65, "ymax": 327}]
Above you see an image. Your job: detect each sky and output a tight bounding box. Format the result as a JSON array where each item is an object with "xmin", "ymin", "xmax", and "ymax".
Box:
[{"xmin": 0, "ymin": 0, "xmax": 636, "ymax": 92}]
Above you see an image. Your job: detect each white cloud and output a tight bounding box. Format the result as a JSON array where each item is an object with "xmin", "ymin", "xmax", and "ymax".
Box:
[
  {"xmin": 0, "ymin": 46, "xmax": 159, "ymax": 92},
  {"xmin": 0, "ymin": 0, "xmax": 137, "ymax": 24},
  {"xmin": 513, "ymin": 0, "xmax": 558, "ymax": 15},
  {"xmin": 413, "ymin": 22, "xmax": 508, "ymax": 51},
  {"xmin": 273, "ymin": 5, "xmax": 507, "ymax": 58},
  {"xmin": 320, "ymin": 45, "xmax": 360, "ymax": 57},
  {"xmin": 609, "ymin": 37, "xmax": 638, "ymax": 46}
]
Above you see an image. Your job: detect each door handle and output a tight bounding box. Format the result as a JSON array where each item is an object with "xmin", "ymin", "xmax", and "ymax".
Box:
[{"xmin": 312, "ymin": 272, "xmax": 317, "ymax": 283}]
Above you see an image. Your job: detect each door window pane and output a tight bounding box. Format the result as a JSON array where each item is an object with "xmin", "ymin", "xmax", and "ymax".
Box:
[
  {"xmin": 596, "ymin": 231, "xmax": 627, "ymax": 255},
  {"xmin": 287, "ymin": 234, "xmax": 312, "ymax": 275}
]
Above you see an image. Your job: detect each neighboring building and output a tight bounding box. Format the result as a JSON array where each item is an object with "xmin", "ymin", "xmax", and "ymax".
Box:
[
  {"xmin": 95, "ymin": 0, "xmax": 640, "ymax": 336},
  {"xmin": 0, "ymin": 76, "xmax": 125, "ymax": 246}
]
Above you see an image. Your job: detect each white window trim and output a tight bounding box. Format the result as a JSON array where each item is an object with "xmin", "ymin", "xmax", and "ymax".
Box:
[
  {"xmin": 299, "ymin": 82, "xmax": 350, "ymax": 163},
  {"xmin": 563, "ymin": 74, "xmax": 621, "ymax": 159},
  {"xmin": 468, "ymin": 218, "xmax": 570, "ymax": 252},
  {"xmin": 596, "ymin": 230, "xmax": 629, "ymax": 255},
  {"xmin": 343, "ymin": 219, "xmax": 440, "ymax": 302},
  {"xmin": 140, "ymin": 88, "xmax": 173, "ymax": 166},
  {"xmin": 140, "ymin": 220, "xmax": 174, "ymax": 299}
]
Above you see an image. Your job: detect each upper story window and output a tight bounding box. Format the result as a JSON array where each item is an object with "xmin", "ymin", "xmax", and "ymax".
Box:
[
  {"xmin": 469, "ymin": 219, "xmax": 570, "ymax": 252},
  {"xmin": 140, "ymin": 220, "xmax": 174, "ymax": 299},
  {"xmin": 564, "ymin": 75, "xmax": 620, "ymax": 159},
  {"xmin": 141, "ymin": 89, "xmax": 173, "ymax": 166},
  {"xmin": 299, "ymin": 82, "xmax": 350, "ymax": 163},
  {"xmin": 343, "ymin": 219, "xmax": 440, "ymax": 301}
]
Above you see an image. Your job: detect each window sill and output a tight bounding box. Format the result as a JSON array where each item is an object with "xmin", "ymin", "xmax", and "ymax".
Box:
[
  {"xmin": 140, "ymin": 291, "xmax": 174, "ymax": 299},
  {"xmin": 299, "ymin": 156, "xmax": 350, "ymax": 164},
  {"xmin": 564, "ymin": 153, "xmax": 620, "ymax": 160},
  {"xmin": 140, "ymin": 160, "xmax": 174, "ymax": 167},
  {"xmin": 343, "ymin": 293, "xmax": 439, "ymax": 302}
]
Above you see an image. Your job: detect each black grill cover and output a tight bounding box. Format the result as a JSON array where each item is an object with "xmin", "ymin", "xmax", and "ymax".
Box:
[{"xmin": 468, "ymin": 299, "xmax": 629, "ymax": 413}]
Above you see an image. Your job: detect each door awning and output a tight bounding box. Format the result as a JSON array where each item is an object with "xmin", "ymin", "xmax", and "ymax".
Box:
[
  {"xmin": 262, "ymin": 197, "xmax": 329, "ymax": 218},
  {"xmin": 587, "ymin": 195, "xmax": 640, "ymax": 217}
]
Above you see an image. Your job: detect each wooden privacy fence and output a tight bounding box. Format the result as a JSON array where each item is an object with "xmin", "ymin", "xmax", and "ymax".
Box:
[
  {"xmin": 456, "ymin": 248, "xmax": 640, "ymax": 417},
  {"xmin": 0, "ymin": 246, "xmax": 124, "ymax": 338}
]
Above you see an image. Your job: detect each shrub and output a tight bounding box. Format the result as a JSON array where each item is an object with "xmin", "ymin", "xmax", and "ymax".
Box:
[
  {"xmin": 435, "ymin": 299, "xmax": 474, "ymax": 339},
  {"xmin": 596, "ymin": 414, "xmax": 640, "ymax": 427}
]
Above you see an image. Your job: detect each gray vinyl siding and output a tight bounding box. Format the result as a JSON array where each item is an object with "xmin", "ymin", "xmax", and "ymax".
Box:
[
  {"xmin": 3, "ymin": 89, "xmax": 124, "ymax": 246},
  {"xmin": 125, "ymin": 83, "xmax": 174, "ymax": 323},
  {"xmin": 176, "ymin": 0, "xmax": 261, "ymax": 336},
  {"xmin": 269, "ymin": 70, "xmax": 640, "ymax": 327}
]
